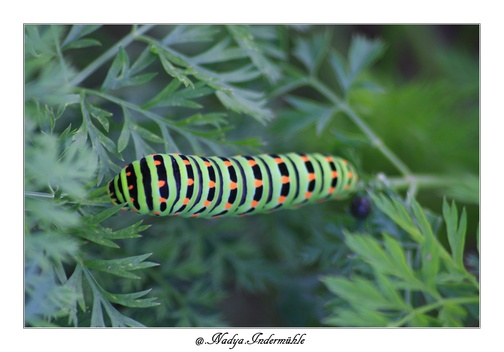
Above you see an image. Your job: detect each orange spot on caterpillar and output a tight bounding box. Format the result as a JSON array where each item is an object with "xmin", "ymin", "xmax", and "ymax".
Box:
[
  {"xmin": 128, "ymin": 185, "xmax": 134, "ymax": 190},
  {"xmin": 328, "ymin": 187, "xmax": 335, "ymax": 194},
  {"xmin": 204, "ymin": 161, "xmax": 212, "ymax": 167},
  {"xmin": 251, "ymin": 200, "xmax": 258, "ymax": 207},
  {"xmin": 190, "ymin": 213, "xmax": 200, "ymax": 218},
  {"xmin": 301, "ymin": 155, "xmax": 309, "ymax": 162},
  {"xmin": 332, "ymin": 171, "xmax": 338, "ymax": 178},
  {"xmin": 225, "ymin": 202, "xmax": 233, "ymax": 209},
  {"xmin": 208, "ymin": 180, "xmax": 216, "ymax": 188},
  {"xmin": 153, "ymin": 211, "xmax": 160, "ymax": 216},
  {"xmin": 275, "ymin": 157, "xmax": 284, "ymax": 164},
  {"xmin": 343, "ymin": 160, "xmax": 349, "ymax": 165},
  {"xmin": 204, "ymin": 200, "xmax": 211, "ymax": 207},
  {"xmin": 305, "ymin": 192, "xmax": 312, "ymax": 199},
  {"xmin": 326, "ymin": 156, "xmax": 333, "ymax": 162},
  {"xmin": 278, "ymin": 196, "xmax": 286, "ymax": 203},
  {"xmin": 183, "ymin": 198, "xmax": 190, "ymax": 205},
  {"xmin": 126, "ymin": 171, "xmax": 132, "ymax": 176},
  {"xmin": 224, "ymin": 161, "xmax": 232, "ymax": 167},
  {"xmin": 308, "ymin": 173, "xmax": 316, "ymax": 181},
  {"xmin": 130, "ymin": 197, "xmax": 135, "ymax": 202},
  {"xmin": 229, "ymin": 181, "xmax": 237, "ymax": 190},
  {"xmin": 154, "ymin": 160, "xmax": 161, "ymax": 166},
  {"xmin": 281, "ymin": 176, "xmax": 290, "ymax": 184},
  {"xmin": 347, "ymin": 171, "xmax": 353, "ymax": 178},
  {"xmin": 187, "ymin": 179, "xmax": 194, "ymax": 186},
  {"xmin": 183, "ymin": 160, "xmax": 191, "ymax": 165},
  {"xmin": 159, "ymin": 197, "xmax": 167, "ymax": 203},
  {"xmin": 254, "ymin": 179, "xmax": 263, "ymax": 187},
  {"xmin": 158, "ymin": 180, "xmax": 166, "ymax": 188},
  {"xmin": 248, "ymin": 159, "xmax": 257, "ymax": 166}
]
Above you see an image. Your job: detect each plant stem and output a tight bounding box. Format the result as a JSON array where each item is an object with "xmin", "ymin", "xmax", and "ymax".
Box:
[
  {"xmin": 341, "ymin": 103, "xmax": 412, "ymax": 177},
  {"xmin": 68, "ymin": 25, "xmax": 154, "ymax": 88},
  {"xmin": 84, "ymin": 89, "xmax": 225, "ymax": 155},
  {"xmin": 25, "ymin": 191, "xmax": 55, "ymax": 199},
  {"xmin": 308, "ymin": 77, "xmax": 412, "ymax": 177},
  {"xmin": 84, "ymin": 89, "xmax": 169, "ymax": 125},
  {"xmin": 388, "ymin": 296, "xmax": 479, "ymax": 327},
  {"xmin": 379, "ymin": 174, "xmax": 463, "ymax": 191}
]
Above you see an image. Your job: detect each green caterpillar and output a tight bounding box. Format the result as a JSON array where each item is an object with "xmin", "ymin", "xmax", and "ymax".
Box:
[{"xmin": 107, "ymin": 153, "xmax": 358, "ymax": 218}]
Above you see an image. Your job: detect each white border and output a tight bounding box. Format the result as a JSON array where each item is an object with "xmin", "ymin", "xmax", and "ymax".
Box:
[{"xmin": 7, "ymin": 1, "xmax": 500, "ymax": 351}]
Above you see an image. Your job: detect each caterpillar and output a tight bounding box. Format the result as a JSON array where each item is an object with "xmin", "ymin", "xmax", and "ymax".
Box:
[{"xmin": 107, "ymin": 153, "xmax": 358, "ymax": 218}]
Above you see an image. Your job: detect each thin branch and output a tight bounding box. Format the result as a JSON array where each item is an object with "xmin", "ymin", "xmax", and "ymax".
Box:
[
  {"xmin": 388, "ymin": 296, "xmax": 479, "ymax": 327},
  {"xmin": 341, "ymin": 103, "xmax": 412, "ymax": 177},
  {"xmin": 83, "ymin": 89, "xmax": 225, "ymax": 154},
  {"xmin": 377, "ymin": 174, "xmax": 467, "ymax": 191},
  {"xmin": 25, "ymin": 191, "xmax": 55, "ymax": 199},
  {"xmin": 68, "ymin": 25, "xmax": 154, "ymax": 88},
  {"xmin": 307, "ymin": 76, "xmax": 412, "ymax": 177}
]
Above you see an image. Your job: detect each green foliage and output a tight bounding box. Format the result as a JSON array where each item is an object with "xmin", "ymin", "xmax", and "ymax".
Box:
[
  {"xmin": 24, "ymin": 134, "xmax": 157, "ymax": 326},
  {"xmin": 24, "ymin": 25, "xmax": 479, "ymax": 327},
  {"xmin": 322, "ymin": 195, "xmax": 478, "ymax": 327}
]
